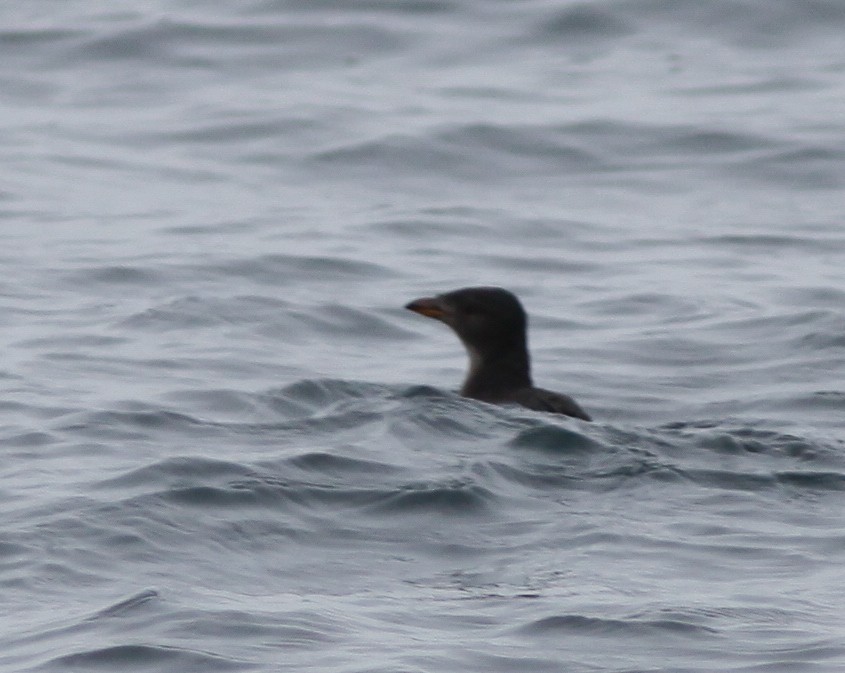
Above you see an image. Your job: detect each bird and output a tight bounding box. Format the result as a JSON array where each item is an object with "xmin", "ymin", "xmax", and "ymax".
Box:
[{"xmin": 405, "ymin": 286, "xmax": 591, "ymax": 420}]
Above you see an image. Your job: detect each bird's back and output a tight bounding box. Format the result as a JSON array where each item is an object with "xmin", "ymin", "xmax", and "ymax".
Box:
[{"xmin": 509, "ymin": 386, "xmax": 592, "ymax": 421}]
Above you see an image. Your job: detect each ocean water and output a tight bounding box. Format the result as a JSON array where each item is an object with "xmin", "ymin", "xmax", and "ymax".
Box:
[{"xmin": 1, "ymin": 1, "xmax": 844, "ymax": 671}]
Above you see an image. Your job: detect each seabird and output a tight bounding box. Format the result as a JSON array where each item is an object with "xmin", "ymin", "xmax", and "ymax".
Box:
[{"xmin": 405, "ymin": 287, "xmax": 591, "ymax": 420}]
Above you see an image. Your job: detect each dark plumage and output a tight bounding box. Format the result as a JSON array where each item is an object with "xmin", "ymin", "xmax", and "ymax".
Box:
[{"xmin": 405, "ymin": 287, "xmax": 591, "ymax": 421}]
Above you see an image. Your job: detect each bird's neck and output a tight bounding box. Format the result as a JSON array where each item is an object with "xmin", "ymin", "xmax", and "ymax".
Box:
[{"xmin": 460, "ymin": 342, "xmax": 532, "ymax": 401}]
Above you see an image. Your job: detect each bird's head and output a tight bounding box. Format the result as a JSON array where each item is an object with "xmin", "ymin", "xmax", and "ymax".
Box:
[{"xmin": 405, "ymin": 286, "xmax": 528, "ymax": 357}]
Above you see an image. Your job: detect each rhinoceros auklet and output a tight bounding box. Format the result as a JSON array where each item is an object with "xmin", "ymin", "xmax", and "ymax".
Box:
[{"xmin": 405, "ymin": 287, "xmax": 591, "ymax": 421}]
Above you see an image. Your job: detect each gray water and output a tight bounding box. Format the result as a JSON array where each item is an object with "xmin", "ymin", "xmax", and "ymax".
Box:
[{"xmin": 2, "ymin": 1, "xmax": 844, "ymax": 671}]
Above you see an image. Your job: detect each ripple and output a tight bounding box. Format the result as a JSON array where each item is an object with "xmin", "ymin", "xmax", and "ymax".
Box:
[
  {"xmin": 50, "ymin": 644, "xmax": 248, "ymax": 672},
  {"xmin": 312, "ymin": 123, "xmax": 604, "ymax": 179},
  {"xmin": 161, "ymin": 482, "xmax": 292, "ymax": 509},
  {"xmin": 364, "ymin": 480, "xmax": 495, "ymax": 516},
  {"xmin": 286, "ymin": 451, "xmax": 402, "ymax": 477},
  {"xmin": 66, "ymin": 265, "xmax": 163, "ymax": 286},
  {"xmin": 774, "ymin": 471, "xmax": 845, "ymax": 491},
  {"xmin": 616, "ymin": 0, "xmax": 845, "ymax": 48},
  {"xmin": 4, "ymin": 431, "xmax": 57, "ymax": 447},
  {"xmin": 736, "ymin": 144, "xmax": 845, "ymax": 189},
  {"xmin": 199, "ymin": 254, "xmax": 396, "ymax": 285},
  {"xmin": 269, "ymin": 378, "xmax": 394, "ymax": 410},
  {"xmin": 64, "ymin": 17, "xmax": 407, "ymax": 68},
  {"xmin": 285, "ymin": 304, "xmax": 410, "ymax": 340},
  {"xmin": 535, "ymin": 5, "xmax": 636, "ymax": 40},
  {"xmin": 88, "ymin": 589, "xmax": 160, "ymax": 620},
  {"xmin": 56, "ymin": 407, "xmax": 216, "ymax": 442},
  {"xmin": 522, "ymin": 613, "xmax": 717, "ymax": 637},
  {"xmin": 120, "ymin": 295, "xmax": 290, "ymax": 330},
  {"xmin": 508, "ymin": 423, "xmax": 604, "ymax": 454},
  {"xmin": 95, "ymin": 457, "xmax": 256, "ymax": 490},
  {"xmin": 676, "ymin": 425, "xmax": 839, "ymax": 462}
]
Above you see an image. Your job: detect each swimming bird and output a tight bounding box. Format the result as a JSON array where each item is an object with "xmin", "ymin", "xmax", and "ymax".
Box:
[{"xmin": 405, "ymin": 287, "xmax": 591, "ymax": 420}]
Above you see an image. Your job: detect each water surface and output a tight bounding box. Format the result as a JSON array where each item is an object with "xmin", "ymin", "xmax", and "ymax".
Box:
[{"xmin": 1, "ymin": 1, "xmax": 844, "ymax": 671}]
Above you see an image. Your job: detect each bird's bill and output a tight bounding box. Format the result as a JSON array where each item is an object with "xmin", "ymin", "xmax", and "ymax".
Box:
[{"xmin": 405, "ymin": 296, "xmax": 450, "ymax": 320}]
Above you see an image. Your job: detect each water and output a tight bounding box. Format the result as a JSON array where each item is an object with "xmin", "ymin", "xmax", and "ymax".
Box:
[{"xmin": 1, "ymin": 1, "xmax": 844, "ymax": 671}]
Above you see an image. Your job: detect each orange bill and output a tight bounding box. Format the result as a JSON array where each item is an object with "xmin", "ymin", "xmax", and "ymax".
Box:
[{"xmin": 405, "ymin": 297, "xmax": 448, "ymax": 319}]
